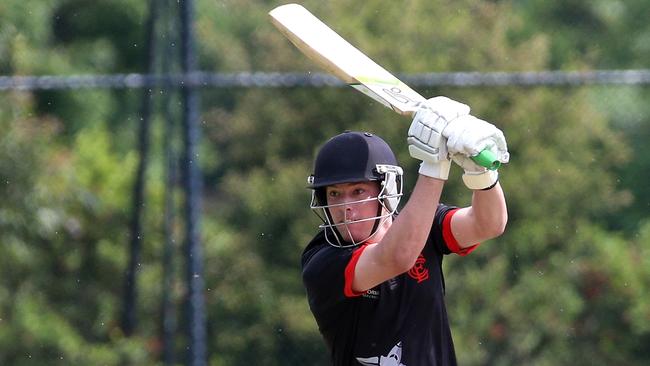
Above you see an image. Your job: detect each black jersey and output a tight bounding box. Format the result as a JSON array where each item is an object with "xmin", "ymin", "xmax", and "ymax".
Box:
[{"xmin": 301, "ymin": 204, "xmax": 478, "ymax": 366}]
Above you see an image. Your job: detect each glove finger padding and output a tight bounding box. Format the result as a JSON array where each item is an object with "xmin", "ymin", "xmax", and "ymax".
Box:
[
  {"xmin": 423, "ymin": 96, "xmax": 471, "ymax": 122},
  {"xmin": 406, "ymin": 96, "xmax": 471, "ymax": 180},
  {"xmin": 442, "ymin": 115, "xmax": 509, "ymax": 190},
  {"xmin": 408, "ymin": 97, "xmax": 471, "ymax": 146},
  {"xmin": 406, "ymin": 129, "xmax": 451, "ymax": 180},
  {"xmin": 406, "ymin": 125, "xmax": 448, "ymax": 162},
  {"xmin": 443, "ymin": 116, "xmax": 509, "ymax": 161}
]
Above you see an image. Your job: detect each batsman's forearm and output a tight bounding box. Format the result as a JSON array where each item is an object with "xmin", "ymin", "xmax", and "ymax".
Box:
[
  {"xmin": 379, "ymin": 175, "xmax": 444, "ymax": 271},
  {"xmin": 471, "ymin": 182, "xmax": 508, "ymax": 237}
]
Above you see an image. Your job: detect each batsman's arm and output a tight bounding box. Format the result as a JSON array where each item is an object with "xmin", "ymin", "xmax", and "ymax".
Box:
[
  {"xmin": 352, "ymin": 175, "xmax": 445, "ymax": 293},
  {"xmin": 351, "ymin": 109, "xmax": 455, "ymax": 293},
  {"xmin": 449, "ymin": 182, "xmax": 508, "ymax": 248}
]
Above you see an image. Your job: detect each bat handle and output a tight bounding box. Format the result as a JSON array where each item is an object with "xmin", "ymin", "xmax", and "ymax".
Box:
[{"xmin": 471, "ymin": 149, "xmax": 501, "ymax": 171}]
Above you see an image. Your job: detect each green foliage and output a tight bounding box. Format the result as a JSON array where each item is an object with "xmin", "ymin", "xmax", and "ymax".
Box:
[
  {"xmin": 0, "ymin": 0, "xmax": 648, "ymax": 365},
  {"xmin": 0, "ymin": 92, "xmax": 153, "ymax": 364},
  {"xmin": 514, "ymin": 0, "xmax": 650, "ymax": 68}
]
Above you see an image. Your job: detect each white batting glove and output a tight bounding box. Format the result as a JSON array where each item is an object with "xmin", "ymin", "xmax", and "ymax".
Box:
[
  {"xmin": 442, "ymin": 115, "xmax": 509, "ymax": 190},
  {"xmin": 407, "ymin": 96, "xmax": 471, "ymax": 179}
]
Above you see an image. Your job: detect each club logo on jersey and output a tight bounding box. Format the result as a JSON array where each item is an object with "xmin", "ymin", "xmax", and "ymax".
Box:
[
  {"xmin": 407, "ymin": 254, "xmax": 429, "ymax": 283},
  {"xmin": 356, "ymin": 341, "xmax": 406, "ymax": 366}
]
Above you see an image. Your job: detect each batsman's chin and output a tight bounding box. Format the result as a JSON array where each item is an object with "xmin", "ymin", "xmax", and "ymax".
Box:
[{"xmin": 336, "ymin": 222, "xmax": 372, "ymax": 244}]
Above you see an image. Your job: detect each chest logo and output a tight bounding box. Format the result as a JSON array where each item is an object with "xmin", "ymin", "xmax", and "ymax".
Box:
[{"xmin": 407, "ymin": 254, "xmax": 429, "ymax": 283}]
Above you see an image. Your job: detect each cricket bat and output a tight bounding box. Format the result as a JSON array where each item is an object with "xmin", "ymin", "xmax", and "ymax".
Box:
[{"xmin": 268, "ymin": 3, "xmax": 499, "ymax": 170}]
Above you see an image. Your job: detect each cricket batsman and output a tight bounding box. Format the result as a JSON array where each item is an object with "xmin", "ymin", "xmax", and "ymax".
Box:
[{"xmin": 302, "ymin": 96, "xmax": 509, "ymax": 365}]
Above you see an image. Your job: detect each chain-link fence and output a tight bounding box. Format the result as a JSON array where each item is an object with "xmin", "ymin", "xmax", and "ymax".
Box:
[{"xmin": 2, "ymin": 69, "xmax": 649, "ymax": 91}]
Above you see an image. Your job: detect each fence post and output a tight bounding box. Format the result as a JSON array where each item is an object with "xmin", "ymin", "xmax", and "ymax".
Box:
[{"xmin": 179, "ymin": 0, "xmax": 207, "ymax": 365}]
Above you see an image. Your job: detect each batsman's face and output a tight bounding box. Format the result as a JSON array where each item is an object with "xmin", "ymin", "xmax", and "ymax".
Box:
[{"xmin": 326, "ymin": 182, "xmax": 382, "ymax": 243}]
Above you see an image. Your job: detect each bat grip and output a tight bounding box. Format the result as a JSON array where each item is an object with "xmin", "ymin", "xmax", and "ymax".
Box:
[{"xmin": 471, "ymin": 149, "xmax": 500, "ymax": 170}]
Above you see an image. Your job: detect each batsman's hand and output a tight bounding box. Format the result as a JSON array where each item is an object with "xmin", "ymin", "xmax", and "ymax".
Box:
[
  {"xmin": 443, "ymin": 115, "xmax": 510, "ymax": 190},
  {"xmin": 407, "ymin": 96, "xmax": 471, "ymax": 180}
]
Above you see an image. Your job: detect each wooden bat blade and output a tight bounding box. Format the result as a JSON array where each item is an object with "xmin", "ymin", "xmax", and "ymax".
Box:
[{"xmin": 269, "ymin": 3, "xmax": 425, "ymax": 115}]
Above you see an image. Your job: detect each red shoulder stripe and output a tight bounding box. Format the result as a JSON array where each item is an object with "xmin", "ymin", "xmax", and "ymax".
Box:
[{"xmin": 344, "ymin": 244, "xmax": 369, "ymax": 298}]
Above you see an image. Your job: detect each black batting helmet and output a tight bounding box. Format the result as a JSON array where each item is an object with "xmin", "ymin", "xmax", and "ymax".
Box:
[
  {"xmin": 307, "ymin": 131, "xmax": 404, "ymax": 247},
  {"xmin": 308, "ymin": 131, "xmax": 399, "ymax": 188}
]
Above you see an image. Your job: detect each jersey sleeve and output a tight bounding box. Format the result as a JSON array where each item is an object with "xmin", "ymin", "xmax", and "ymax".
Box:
[{"xmin": 431, "ymin": 203, "xmax": 479, "ymax": 256}]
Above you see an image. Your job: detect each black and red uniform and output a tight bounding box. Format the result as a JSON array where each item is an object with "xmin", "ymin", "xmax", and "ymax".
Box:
[{"xmin": 302, "ymin": 204, "xmax": 478, "ymax": 366}]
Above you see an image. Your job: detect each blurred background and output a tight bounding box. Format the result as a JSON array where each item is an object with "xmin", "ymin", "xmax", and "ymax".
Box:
[{"xmin": 1, "ymin": 0, "xmax": 649, "ymax": 365}]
